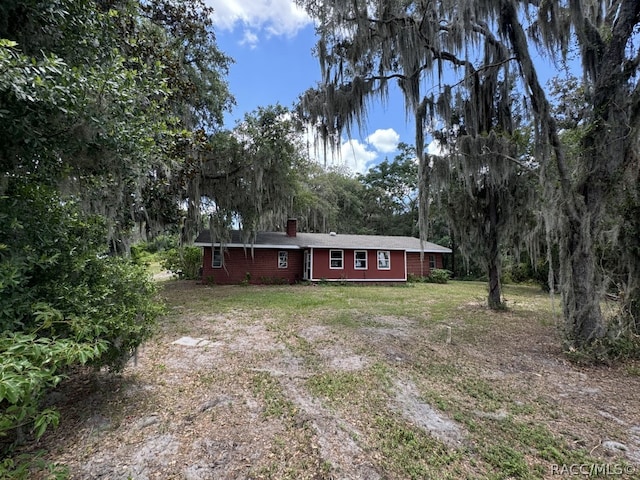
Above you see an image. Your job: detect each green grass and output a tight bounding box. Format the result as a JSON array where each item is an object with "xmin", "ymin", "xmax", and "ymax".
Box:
[
  {"xmin": 151, "ymin": 280, "xmax": 636, "ymax": 479},
  {"xmin": 372, "ymin": 412, "xmax": 460, "ymax": 480},
  {"xmin": 251, "ymin": 371, "xmax": 297, "ymax": 420},
  {"xmin": 161, "ymin": 280, "xmax": 554, "ymax": 315}
]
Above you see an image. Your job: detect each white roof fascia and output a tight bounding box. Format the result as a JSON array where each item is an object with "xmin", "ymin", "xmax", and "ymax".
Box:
[
  {"xmin": 405, "ymin": 248, "xmax": 452, "ymax": 253},
  {"xmin": 194, "ymin": 242, "xmax": 303, "ymax": 249},
  {"xmin": 195, "ymin": 242, "xmax": 451, "ymax": 253},
  {"xmin": 308, "ymin": 277, "xmax": 406, "ymax": 282}
]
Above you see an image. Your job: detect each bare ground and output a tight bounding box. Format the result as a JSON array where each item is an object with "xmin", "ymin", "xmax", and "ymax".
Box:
[{"xmin": 22, "ymin": 281, "xmax": 640, "ymax": 479}]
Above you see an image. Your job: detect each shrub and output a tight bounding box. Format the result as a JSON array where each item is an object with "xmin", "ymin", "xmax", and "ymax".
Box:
[
  {"xmin": 0, "ymin": 182, "xmax": 162, "ymax": 448},
  {"xmin": 426, "ymin": 269, "xmax": 451, "ymax": 284},
  {"xmin": 161, "ymin": 246, "xmax": 203, "ymax": 279},
  {"xmin": 259, "ymin": 276, "xmax": 290, "ymax": 285},
  {"xmin": 145, "ymin": 234, "xmax": 177, "ymax": 253},
  {"xmin": 130, "ymin": 242, "xmax": 153, "ymax": 266},
  {"xmin": 0, "ymin": 332, "xmax": 107, "ymax": 446}
]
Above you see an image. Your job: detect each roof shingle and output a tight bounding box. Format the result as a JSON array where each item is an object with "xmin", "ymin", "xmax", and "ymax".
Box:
[{"xmin": 194, "ymin": 230, "xmax": 451, "ymax": 253}]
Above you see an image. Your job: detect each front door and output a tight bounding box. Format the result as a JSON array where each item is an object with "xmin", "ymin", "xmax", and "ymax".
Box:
[{"xmin": 303, "ymin": 250, "xmax": 311, "ymax": 280}]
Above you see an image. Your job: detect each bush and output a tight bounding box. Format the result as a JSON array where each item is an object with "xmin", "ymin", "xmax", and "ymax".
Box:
[
  {"xmin": 145, "ymin": 234, "xmax": 177, "ymax": 253},
  {"xmin": 426, "ymin": 269, "xmax": 451, "ymax": 284},
  {"xmin": 0, "ymin": 332, "xmax": 106, "ymax": 447},
  {"xmin": 407, "ymin": 273, "xmax": 426, "ymax": 283},
  {"xmin": 130, "ymin": 242, "xmax": 153, "ymax": 266},
  {"xmin": 161, "ymin": 246, "xmax": 203, "ymax": 279},
  {"xmin": 407, "ymin": 270, "xmax": 451, "ymax": 284},
  {"xmin": 0, "ymin": 182, "xmax": 162, "ymax": 449}
]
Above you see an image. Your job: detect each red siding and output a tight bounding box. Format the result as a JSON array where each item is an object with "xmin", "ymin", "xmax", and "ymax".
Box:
[
  {"xmin": 406, "ymin": 252, "xmax": 444, "ymax": 277},
  {"xmin": 202, "ymin": 247, "xmax": 303, "ymax": 285},
  {"xmin": 311, "ymin": 248, "xmax": 406, "ymax": 281},
  {"xmin": 202, "ymin": 247, "xmax": 446, "ymax": 284}
]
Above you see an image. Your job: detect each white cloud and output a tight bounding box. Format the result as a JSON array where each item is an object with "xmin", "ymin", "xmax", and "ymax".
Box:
[
  {"xmin": 206, "ymin": 0, "xmax": 312, "ymax": 39},
  {"xmin": 366, "ymin": 128, "xmax": 400, "ymax": 153},
  {"xmin": 427, "ymin": 139, "xmax": 447, "ymax": 156},
  {"xmin": 340, "ymin": 139, "xmax": 378, "ymax": 175},
  {"xmin": 239, "ymin": 29, "xmax": 259, "ymax": 49},
  {"xmin": 301, "ymin": 125, "xmax": 381, "ymax": 175}
]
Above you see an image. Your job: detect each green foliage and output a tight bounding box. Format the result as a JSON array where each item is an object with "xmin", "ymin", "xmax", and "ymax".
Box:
[
  {"xmin": 0, "ymin": 333, "xmax": 106, "ymax": 443},
  {"xmin": 426, "ymin": 269, "xmax": 451, "ymax": 284},
  {"xmin": 502, "ymin": 262, "xmax": 533, "ymax": 284},
  {"xmin": 0, "ymin": 182, "xmax": 162, "ymax": 448},
  {"xmin": 564, "ymin": 329, "xmax": 640, "ymax": 364},
  {"xmin": 0, "ymin": 0, "xmax": 234, "ymax": 249},
  {"xmin": 161, "ymin": 246, "xmax": 203, "ymax": 279},
  {"xmin": 0, "ymin": 0, "xmax": 233, "ymax": 470},
  {"xmin": 192, "ymin": 105, "xmax": 310, "ymax": 240},
  {"xmin": 131, "ymin": 236, "xmax": 177, "ymax": 267},
  {"xmin": 0, "ymin": 450, "xmax": 69, "ymax": 480},
  {"xmin": 356, "ymin": 143, "xmax": 419, "ymax": 236},
  {"xmin": 130, "ymin": 243, "xmax": 154, "ymax": 267},
  {"xmin": 502, "ymin": 258, "xmax": 552, "ymax": 291},
  {"xmin": 408, "ymin": 269, "xmax": 451, "ymax": 284},
  {"xmin": 145, "ymin": 235, "xmax": 178, "ymax": 254}
]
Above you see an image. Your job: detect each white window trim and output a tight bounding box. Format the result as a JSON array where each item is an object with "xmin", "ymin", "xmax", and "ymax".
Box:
[
  {"xmin": 377, "ymin": 250, "xmax": 391, "ymax": 270},
  {"xmin": 354, "ymin": 250, "xmax": 368, "ymax": 270},
  {"xmin": 329, "ymin": 249, "xmax": 344, "ymax": 269},
  {"xmin": 212, "ymin": 246, "xmax": 223, "ymax": 268},
  {"xmin": 278, "ymin": 251, "xmax": 288, "ymax": 269},
  {"xmin": 429, "ymin": 254, "xmax": 436, "ymax": 269}
]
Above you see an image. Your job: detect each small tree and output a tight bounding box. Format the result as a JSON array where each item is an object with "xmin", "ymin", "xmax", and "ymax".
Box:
[{"xmin": 430, "ymin": 81, "xmax": 539, "ymax": 309}]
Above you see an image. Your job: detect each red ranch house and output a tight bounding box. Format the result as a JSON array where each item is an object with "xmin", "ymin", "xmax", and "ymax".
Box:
[{"xmin": 194, "ymin": 219, "xmax": 451, "ymax": 285}]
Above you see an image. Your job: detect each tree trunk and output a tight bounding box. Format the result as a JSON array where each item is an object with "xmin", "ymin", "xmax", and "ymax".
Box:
[
  {"xmin": 487, "ymin": 188, "xmax": 503, "ymax": 309},
  {"xmin": 620, "ymin": 185, "xmax": 640, "ymax": 335},
  {"xmin": 488, "ymin": 261, "xmax": 502, "ymax": 309},
  {"xmin": 560, "ymin": 212, "xmax": 605, "ymax": 345},
  {"xmin": 451, "ymin": 231, "xmax": 456, "ymax": 278},
  {"xmin": 498, "ymin": 0, "xmax": 609, "ymax": 346}
]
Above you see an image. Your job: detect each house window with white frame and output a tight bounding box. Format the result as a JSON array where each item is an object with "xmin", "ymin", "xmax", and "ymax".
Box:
[
  {"xmin": 212, "ymin": 246, "xmax": 223, "ymax": 268},
  {"xmin": 429, "ymin": 254, "xmax": 437, "ymax": 270},
  {"xmin": 354, "ymin": 250, "xmax": 367, "ymax": 269},
  {"xmin": 377, "ymin": 250, "xmax": 390, "ymax": 270},
  {"xmin": 330, "ymin": 250, "xmax": 344, "ymax": 269},
  {"xmin": 278, "ymin": 251, "xmax": 288, "ymax": 269}
]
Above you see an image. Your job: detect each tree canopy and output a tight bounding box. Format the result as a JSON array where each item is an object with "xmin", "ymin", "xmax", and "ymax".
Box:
[{"xmin": 0, "ymin": 0, "xmax": 240, "ymax": 457}]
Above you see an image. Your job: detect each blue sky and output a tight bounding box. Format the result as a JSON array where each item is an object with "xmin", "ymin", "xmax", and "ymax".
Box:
[
  {"xmin": 205, "ymin": 1, "xmax": 570, "ymax": 175},
  {"xmin": 206, "ymin": 0, "xmax": 413, "ymax": 175}
]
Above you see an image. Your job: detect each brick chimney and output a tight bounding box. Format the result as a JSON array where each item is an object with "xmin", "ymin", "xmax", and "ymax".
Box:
[{"xmin": 286, "ymin": 218, "xmax": 297, "ymax": 237}]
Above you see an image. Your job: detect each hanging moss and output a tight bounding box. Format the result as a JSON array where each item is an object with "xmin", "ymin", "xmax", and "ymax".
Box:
[{"xmin": 298, "ymin": 0, "xmax": 640, "ymax": 353}]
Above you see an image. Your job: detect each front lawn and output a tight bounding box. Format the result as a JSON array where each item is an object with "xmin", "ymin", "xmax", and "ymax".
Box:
[{"xmin": 25, "ymin": 281, "xmax": 640, "ymax": 479}]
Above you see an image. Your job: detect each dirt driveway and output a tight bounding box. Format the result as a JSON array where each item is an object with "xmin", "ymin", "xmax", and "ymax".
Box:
[{"xmin": 29, "ymin": 281, "xmax": 640, "ymax": 479}]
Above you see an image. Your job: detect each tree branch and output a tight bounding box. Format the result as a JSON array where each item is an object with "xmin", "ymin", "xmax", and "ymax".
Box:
[{"xmin": 499, "ymin": 0, "xmax": 579, "ymax": 222}]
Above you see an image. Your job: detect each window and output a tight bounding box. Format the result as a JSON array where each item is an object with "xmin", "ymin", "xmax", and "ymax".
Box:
[
  {"xmin": 330, "ymin": 250, "xmax": 343, "ymax": 269},
  {"xmin": 377, "ymin": 250, "xmax": 390, "ymax": 270},
  {"xmin": 278, "ymin": 251, "xmax": 288, "ymax": 269},
  {"xmin": 429, "ymin": 255, "xmax": 436, "ymax": 270},
  {"xmin": 354, "ymin": 250, "xmax": 367, "ymax": 269},
  {"xmin": 212, "ymin": 246, "xmax": 223, "ymax": 268}
]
